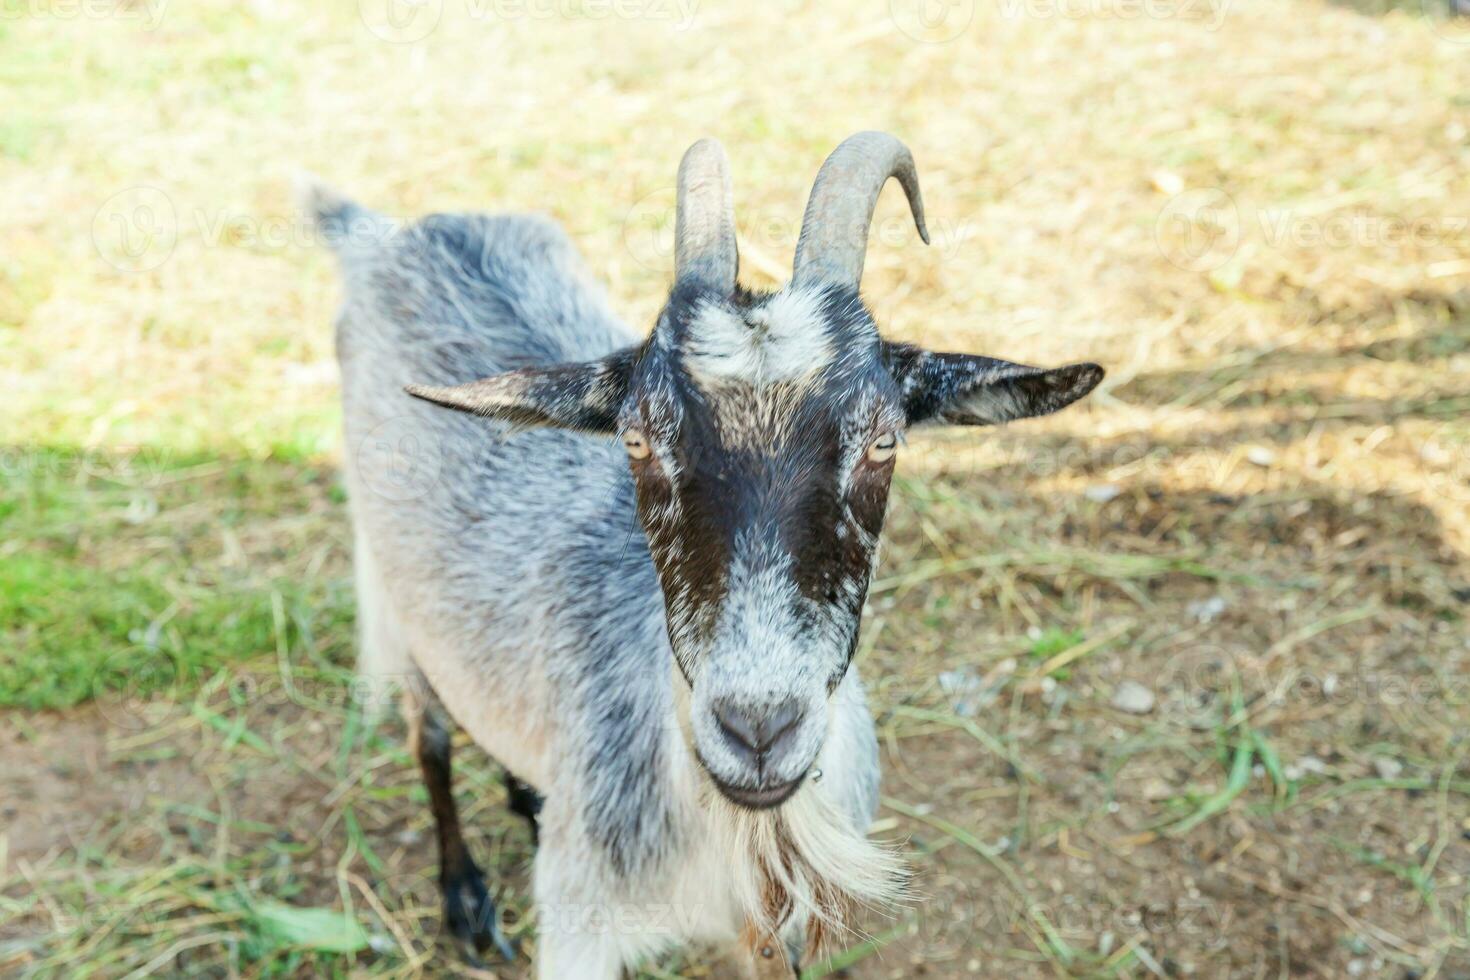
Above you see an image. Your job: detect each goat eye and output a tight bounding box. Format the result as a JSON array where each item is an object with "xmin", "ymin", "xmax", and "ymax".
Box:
[
  {"xmin": 866, "ymin": 432, "xmax": 898, "ymax": 464},
  {"xmin": 622, "ymin": 428, "xmax": 652, "ymax": 461}
]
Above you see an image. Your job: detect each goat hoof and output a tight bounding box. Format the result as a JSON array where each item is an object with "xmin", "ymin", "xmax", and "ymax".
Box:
[{"xmin": 443, "ymin": 864, "xmax": 517, "ymax": 962}]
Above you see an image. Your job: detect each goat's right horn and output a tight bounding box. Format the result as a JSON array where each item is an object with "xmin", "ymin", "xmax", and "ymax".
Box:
[
  {"xmin": 792, "ymin": 131, "xmax": 930, "ymax": 290},
  {"xmin": 674, "ymin": 138, "xmax": 738, "ymax": 294}
]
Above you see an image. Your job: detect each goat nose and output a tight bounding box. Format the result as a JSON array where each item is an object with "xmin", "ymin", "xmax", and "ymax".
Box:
[{"xmin": 712, "ymin": 698, "xmax": 804, "ymax": 769}]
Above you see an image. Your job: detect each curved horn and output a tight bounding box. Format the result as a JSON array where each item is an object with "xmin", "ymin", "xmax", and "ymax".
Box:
[
  {"xmin": 792, "ymin": 131, "xmax": 930, "ymax": 289},
  {"xmin": 674, "ymin": 138, "xmax": 738, "ymax": 293}
]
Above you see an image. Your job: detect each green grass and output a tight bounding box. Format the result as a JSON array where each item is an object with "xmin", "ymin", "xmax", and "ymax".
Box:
[
  {"xmin": 4, "ymin": 0, "xmax": 1470, "ymax": 976},
  {"xmin": 0, "ymin": 447, "xmax": 352, "ymax": 709}
]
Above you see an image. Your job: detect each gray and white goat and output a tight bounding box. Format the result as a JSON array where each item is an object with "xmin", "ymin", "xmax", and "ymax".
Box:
[{"xmin": 308, "ymin": 132, "xmax": 1102, "ymax": 977}]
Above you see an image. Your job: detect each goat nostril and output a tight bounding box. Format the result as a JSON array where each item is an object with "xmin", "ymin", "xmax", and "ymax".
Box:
[
  {"xmin": 712, "ymin": 699, "xmax": 804, "ymax": 764},
  {"xmin": 763, "ymin": 701, "xmax": 802, "ymax": 750},
  {"xmin": 713, "ymin": 701, "xmax": 761, "ymax": 758}
]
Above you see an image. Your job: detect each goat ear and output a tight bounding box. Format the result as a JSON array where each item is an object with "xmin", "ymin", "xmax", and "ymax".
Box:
[
  {"xmin": 882, "ymin": 342, "xmax": 1103, "ymax": 427},
  {"xmin": 405, "ymin": 346, "xmax": 639, "ymax": 434}
]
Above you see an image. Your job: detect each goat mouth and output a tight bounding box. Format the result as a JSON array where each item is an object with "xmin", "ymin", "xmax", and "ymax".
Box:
[{"xmin": 707, "ymin": 770, "xmax": 806, "ymax": 810}]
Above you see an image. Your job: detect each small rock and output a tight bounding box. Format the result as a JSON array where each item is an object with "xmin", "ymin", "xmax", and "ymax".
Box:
[
  {"xmin": 1285, "ymin": 755, "xmax": 1330, "ymax": 781},
  {"xmin": 1246, "ymin": 446, "xmax": 1276, "ymax": 467},
  {"xmin": 1112, "ymin": 680, "xmax": 1156, "ymax": 714},
  {"xmin": 939, "ymin": 665, "xmax": 1009, "ymax": 717},
  {"xmin": 1151, "ymin": 170, "xmax": 1185, "ymax": 196},
  {"xmin": 1187, "ymin": 596, "xmax": 1228, "ymax": 624},
  {"xmin": 1373, "ymin": 757, "xmax": 1404, "ymax": 780},
  {"xmin": 938, "ymin": 667, "xmax": 983, "ymax": 717},
  {"xmin": 1084, "ymin": 483, "xmax": 1121, "ymax": 503},
  {"xmin": 1141, "ymin": 777, "xmax": 1174, "ymax": 800}
]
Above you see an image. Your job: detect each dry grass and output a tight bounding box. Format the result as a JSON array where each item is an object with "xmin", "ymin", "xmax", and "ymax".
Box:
[{"xmin": 3, "ymin": 0, "xmax": 1470, "ymax": 976}]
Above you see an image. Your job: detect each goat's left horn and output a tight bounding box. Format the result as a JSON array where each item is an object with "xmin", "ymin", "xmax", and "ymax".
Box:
[
  {"xmin": 674, "ymin": 138, "xmax": 738, "ymax": 294},
  {"xmin": 792, "ymin": 131, "xmax": 930, "ymax": 290}
]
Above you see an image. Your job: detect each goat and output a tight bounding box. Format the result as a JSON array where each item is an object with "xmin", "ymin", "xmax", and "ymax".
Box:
[{"xmin": 306, "ymin": 132, "xmax": 1102, "ymax": 978}]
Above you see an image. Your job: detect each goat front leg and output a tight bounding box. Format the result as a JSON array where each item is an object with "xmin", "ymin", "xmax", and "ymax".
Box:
[
  {"xmin": 530, "ymin": 841, "xmax": 631, "ymax": 980},
  {"xmin": 404, "ymin": 688, "xmax": 517, "ymax": 963}
]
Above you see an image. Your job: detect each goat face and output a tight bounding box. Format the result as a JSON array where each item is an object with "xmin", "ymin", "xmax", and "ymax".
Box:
[
  {"xmin": 622, "ymin": 284, "xmax": 905, "ymax": 807},
  {"xmin": 407, "ymin": 133, "xmax": 1104, "ymax": 810}
]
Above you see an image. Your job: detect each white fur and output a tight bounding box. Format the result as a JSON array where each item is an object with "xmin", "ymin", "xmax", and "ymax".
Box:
[{"xmin": 683, "ymin": 288, "xmax": 834, "ymax": 388}]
